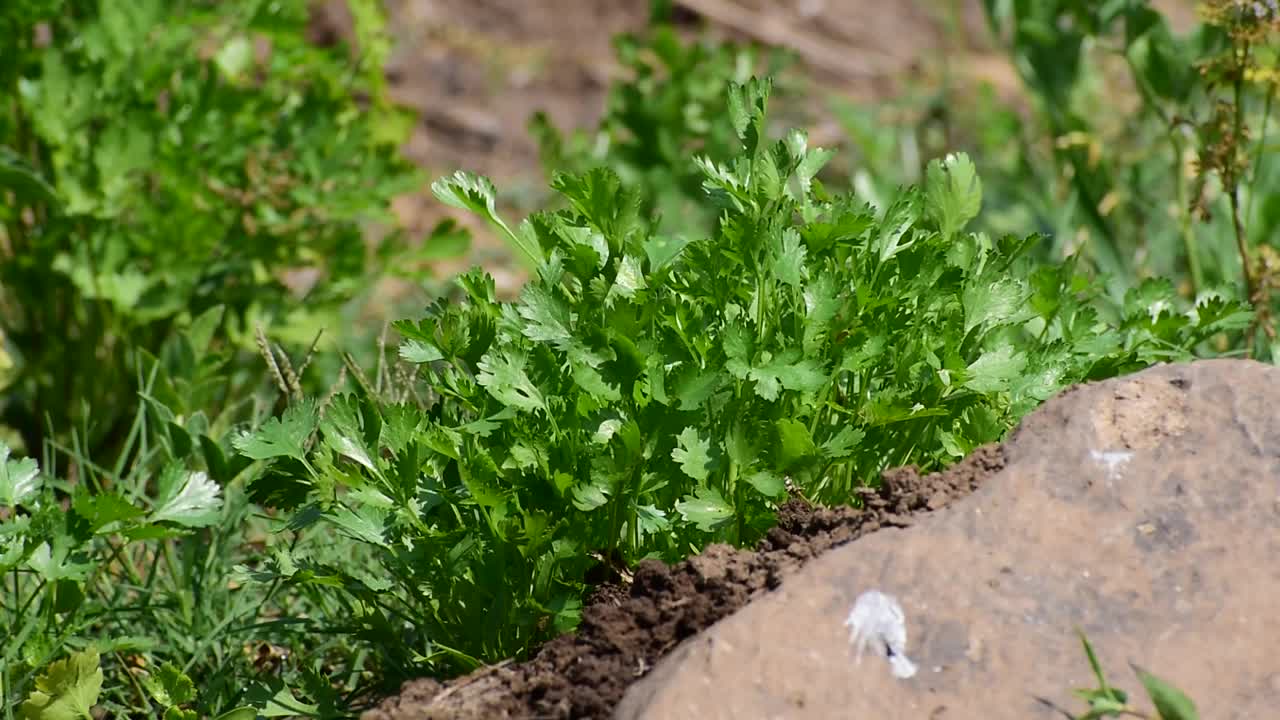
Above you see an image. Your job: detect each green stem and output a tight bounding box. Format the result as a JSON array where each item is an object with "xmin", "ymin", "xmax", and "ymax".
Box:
[
  {"xmin": 1230, "ymin": 59, "xmax": 1257, "ymax": 309},
  {"xmin": 1246, "ymin": 80, "xmax": 1276, "ymax": 226},
  {"xmin": 1172, "ymin": 131, "xmax": 1198, "ymax": 294}
]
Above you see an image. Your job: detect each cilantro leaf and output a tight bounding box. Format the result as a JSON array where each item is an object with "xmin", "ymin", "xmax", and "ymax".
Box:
[
  {"xmin": 433, "ymin": 170, "xmax": 544, "ymax": 268},
  {"xmin": 727, "ymin": 77, "xmax": 771, "ymax": 150},
  {"xmin": 0, "ymin": 443, "xmax": 41, "ymax": 508},
  {"xmin": 321, "ymin": 397, "xmax": 380, "ymax": 475},
  {"xmin": 744, "ymin": 469, "xmax": 786, "ymax": 498},
  {"xmin": 771, "ymin": 228, "xmax": 806, "ymax": 287},
  {"xmin": 964, "ymin": 346, "xmax": 1028, "ymax": 394},
  {"xmin": 675, "ymin": 486, "xmax": 734, "ymax": 532},
  {"xmin": 518, "ymin": 284, "xmax": 574, "ymax": 346},
  {"xmin": 672, "ymin": 427, "xmax": 715, "ymax": 482},
  {"xmin": 964, "ymin": 276, "xmax": 1032, "ymax": 335},
  {"xmin": 477, "ymin": 349, "xmax": 546, "ymax": 413},
  {"xmin": 773, "ymin": 418, "xmax": 817, "ymax": 471},
  {"xmin": 925, "ymin": 152, "xmax": 982, "ymax": 241},
  {"xmin": 821, "ymin": 426, "xmax": 865, "ymax": 460},
  {"xmin": 25, "ymin": 540, "xmax": 91, "ymax": 584},
  {"xmin": 233, "ymin": 400, "xmax": 318, "ymax": 462},
  {"xmin": 151, "ymin": 471, "xmax": 222, "ymax": 527}
]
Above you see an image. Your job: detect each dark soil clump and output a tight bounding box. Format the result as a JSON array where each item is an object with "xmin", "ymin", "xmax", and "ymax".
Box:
[{"xmin": 363, "ymin": 444, "xmax": 1006, "ymax": 720}]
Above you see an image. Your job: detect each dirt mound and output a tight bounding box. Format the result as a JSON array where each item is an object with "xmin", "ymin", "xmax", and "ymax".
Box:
[{"xmin": 363, "ymin": 445, "xmax": 1005, "ymax": 719}]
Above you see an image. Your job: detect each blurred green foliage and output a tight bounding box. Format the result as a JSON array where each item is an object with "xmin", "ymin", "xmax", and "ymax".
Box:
[{"xmin": 0, "ymin": 0, "xmax": 431, "ymax": 462}]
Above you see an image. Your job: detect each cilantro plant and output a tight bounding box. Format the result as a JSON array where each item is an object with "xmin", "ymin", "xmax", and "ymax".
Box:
[
  {"xmin": 236, "ymin": 76, "xmax": 1250, "ymax": 675},
  {"xmin": 0, "ymin": 0, "xmax": 438, "ymax": 462}
]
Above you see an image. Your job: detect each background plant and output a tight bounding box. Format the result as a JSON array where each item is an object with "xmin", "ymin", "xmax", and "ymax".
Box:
[
  {"xmin": 0, "ymin": 0, "xmax": 450, "ymax": 464},
  {"xmin": 970, "ymin": 0, "xmax": 1280, "ymax": 352}
]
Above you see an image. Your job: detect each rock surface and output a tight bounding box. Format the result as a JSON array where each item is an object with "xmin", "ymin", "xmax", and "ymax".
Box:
[{"xmin": 616, "ymin": 359, "xmax": 1280, "ymax": 719}]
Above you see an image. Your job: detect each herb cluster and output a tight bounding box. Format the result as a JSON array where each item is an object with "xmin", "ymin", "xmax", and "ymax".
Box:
[{"xmin": 234, "ymin": 78, "xmax": 1249, "ymax": 672}]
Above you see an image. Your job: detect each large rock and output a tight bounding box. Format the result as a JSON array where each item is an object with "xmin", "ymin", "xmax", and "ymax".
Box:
[{"xmin": 616, "ymin": 360, "xmax": 1280, "ymax": 719}]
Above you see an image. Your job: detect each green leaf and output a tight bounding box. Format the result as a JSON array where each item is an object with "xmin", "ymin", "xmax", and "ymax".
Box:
[
  {"xmin": 72, "ymin": 490, "xmax": 144, "ymax": 533},
  {"xmin": 552, "ymin": 167, "xmax": 643, "ymax": 242},
  {"xmin": 571, "ymin": 478, "xmax": 610, "ymax": 511},
  {"xmin": 242, "ymin": 678, "xmax": 320, "ymax": 718},
  {"xmin": 26, "ymin": 541, "xmax": 91, "ymax": 582},
  {"xmin": 757, "ymin": 352, "xmax": 827, "ymax": 397},
  {"xmin": 1123, "ymin": 277, "xmax": 1177, "ymax": 323},
  {"xmin": 802, "ymin": 272, "xmax": 841, "ymax": 353},
  {"xmin": 672, "ymin": 427, "xmax": 714, "ymax": 482},
  {"xmin": 723, "ymin": 420, "xmax": 758, "ymax": 467},
  {"xmin": 963, "ymin": 276, "xmax": 1030, "ymax": 335},
  {"xmin": 673, "ymin": 367, "xmax": 724, "ymax": 411},
  {"xmin": 0, "ymin": 146, "xmax": 59, "ymax": 208},
  {"xmin": 722, "ymin": 322, "xmax": 754, "ymax": 380},
  {"xmin": 18, "ymin": 649, "xmax": 103, "ymax": 720},
  {"xmin": 185, "ymin": 305, "xmax": 224, "ymax": 356},
  {"xmin": 432, "ymin": 170, "xmax": 544, "ymax": 268},
  {"xmin": 327, "ymin": 503, "xmax": 390, "ymax": 548},
  {"xmin": 141, "ymin": 663, "xmax": 195, "ymax": 708},
  {"xmin": 400, "ymin": 339, "xmax": 444, "ymax": 363},
  {"xmin": 1192, "ymin": 294, "xmax": 1252, "ymax": 334},
  {"xmin": 1125, "ymin": 17, "xmax": 1194, "ymax": 103},
  {"xmin": 569, "ymin": 349, "xmax": 621, "ymax": 402},
  {"xmin": 517, "ymin": 284, "xmax": 573, "ymax": 346},
  {"xmin": 151, "ymin": 470, "xmax": 222, "ymax": 527},
  {"xmin": 321, "ymin": 397, "xmax": 380, "ymax": 475},
  {"xmin": 875, "ymin": 189, "xmax": 922, "ymax": 263},
  {"xmin": 771, "ymin": 228, "xmax": 806, "ymax": 287},
  {"xmin": 608, "ymin": 255, "xmax": 648, "ymax": 303},
  {"xmin": 773, "ymin": 418, "xmax": 816, "ymax": 470},
  {"xmin": 233, "ymin": 400, "xmax": 318, "ymax": 463},
  {"xmin": 1133, "ymin": 664, "xmax": 1199, "ymax": 720},
  {"xmin": 675, "ymin": 486, "xmax": 734, "ymax": 532},
  {"xmin": 745, "ymin": 349, "xmax": 827, "ymax": 401},
  {"xmin": 821, "ymin": 426, "xmax": 864, "ymax": 460},
  {"xmin": 744, "ymin": 469, "xmax": 786, "ymax": 498},
  {"xmin": 459, "ymin": 448, "xmax": 506, "ymax": 508},
  {"xmin": 644, "ymin": 234, "xmax": 692, "ymax": 272},
  {"xmin": 0, "ymin": 443, "xmax": 42, "ymax": 508},
  {"xmin": 1078, "ymin": 630, "xmax": 1114, "ymax": 695},
  {"xmin": 964, "ymin": 346, "xmax": 1027, "ymax": 394},
  {"xmin": 477, "ymin": 349, "xmax": 546, "ymax": 413},
  {"xmin": 726, "ymin": 76, "xmax": 771, "ymax": 150},
  {"xmin": 925, "ymin": 152, "xmax": 982, "ymax": 241}
]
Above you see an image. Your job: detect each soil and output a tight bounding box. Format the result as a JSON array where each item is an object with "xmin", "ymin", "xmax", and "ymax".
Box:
[{"xmin": 363, "ymin": 444, "xmax": 1006, "ymax": 720}]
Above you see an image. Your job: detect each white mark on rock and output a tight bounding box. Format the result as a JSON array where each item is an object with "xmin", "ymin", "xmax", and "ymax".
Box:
[
  {"xmin": 845, "ymin": 590, "xmax": 918, "ymax": 679},
  {"xmin": 1090, "ymin": 449, "xmax": 1134, "ymax": 480}
]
